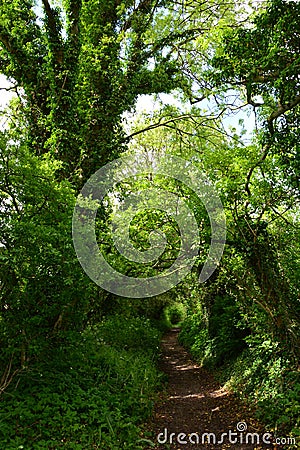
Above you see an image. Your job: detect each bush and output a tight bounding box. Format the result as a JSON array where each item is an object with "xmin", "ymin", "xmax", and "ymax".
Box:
[{"xmin": 178, "ymin": 310, "xmax": 210, "ymax": 363}]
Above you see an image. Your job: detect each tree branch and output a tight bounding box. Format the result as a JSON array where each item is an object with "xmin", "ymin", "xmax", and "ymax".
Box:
[
  {"xmin": 245, "ymin": 142, "xmax": 270, "ymax": 197},
  {"xmin": 267, "ymin": 94, "xmax": 300, "ymax": 135},
  {"xmin": 269, "ymin": 204, "xmax": 300, "ymax": 228},
  {"xmin": 67, "ymin": 0, "xmax": 82, "ymax": 37},
  {"xmin": 122, "ymin": 0, "xmax": 155, "ymax": 32},
  {"xmin": 125, "ymin": 114, "xmax": 194, "ymax": 140},
  {"xmin": 42, "ymin": 0, "xmax": 64, "ymax": 65}
]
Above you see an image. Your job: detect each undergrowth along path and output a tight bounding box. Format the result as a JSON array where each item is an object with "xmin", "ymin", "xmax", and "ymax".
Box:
[{"xmin": 145, "ymin": 328, "xmax": 273, "ymax": 450}]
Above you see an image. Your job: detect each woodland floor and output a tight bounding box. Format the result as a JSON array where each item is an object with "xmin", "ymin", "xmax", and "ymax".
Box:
[{"xmin": 143, "ymin": 328, "xmax": 275, "ymax": 450}]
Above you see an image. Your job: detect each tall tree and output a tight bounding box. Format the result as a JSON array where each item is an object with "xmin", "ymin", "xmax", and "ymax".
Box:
[
  {"xmin": 0, "ymin": 0, "xmax": 248, "ymax": 185},
  {"xmin": 0, "ymin": 0, "xmax": 193, "ymax": 184}
]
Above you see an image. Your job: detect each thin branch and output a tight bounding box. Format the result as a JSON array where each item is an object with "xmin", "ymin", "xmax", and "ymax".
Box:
[
  {"xmin": 125, "ymin": 114, "xmax": 192, "ymax": 140},
  {"xmin": 269, "ymin": 205, "xmax": 300, "ymax": 228},
  {"xmin": 0, "ymin": 84, "xmax": 19, "ymax": 92},
  {"xmin": 189, "ymin": 95, "xmax": 206, "ymax": 105}
]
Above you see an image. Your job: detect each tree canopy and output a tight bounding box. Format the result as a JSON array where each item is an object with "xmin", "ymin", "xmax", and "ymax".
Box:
[{"xmin": 0, "ymin": 0, "xmax": 299, "ymax": 448}]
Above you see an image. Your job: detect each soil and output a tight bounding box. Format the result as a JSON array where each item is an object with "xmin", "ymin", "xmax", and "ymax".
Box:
[{"xmin": 143, "ymin": 328, "xmax": 276, "ymax": 450}]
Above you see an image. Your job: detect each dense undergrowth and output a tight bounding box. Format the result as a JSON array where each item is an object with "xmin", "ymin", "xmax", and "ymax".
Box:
[
  {"xmin": 179, "ymin": 299, "xmax": 300, "ymax": 444},
  {"xmin": 0, "ymin": 316, "xmax": 163, "ymax": 449}
]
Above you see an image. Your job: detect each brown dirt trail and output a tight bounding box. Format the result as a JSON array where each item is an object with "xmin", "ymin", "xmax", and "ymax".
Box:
[{"xmin": 144, "ymin": 329, "xmax": 274, "ymax": 450}]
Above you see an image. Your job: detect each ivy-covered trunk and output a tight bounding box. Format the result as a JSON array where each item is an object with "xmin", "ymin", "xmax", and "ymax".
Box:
[{"xmin": 244, "ymin": 223, "xmax": 300, "ymax": 357}]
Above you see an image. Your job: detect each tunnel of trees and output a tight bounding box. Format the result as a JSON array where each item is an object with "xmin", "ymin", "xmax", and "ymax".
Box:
[{"xmin": 0, "ymin": 0, "xmax": 299, "ymax": 448}]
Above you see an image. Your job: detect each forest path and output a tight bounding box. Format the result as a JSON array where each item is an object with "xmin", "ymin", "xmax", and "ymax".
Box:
[{"xmin": 144, "ymin": 328, "xmax": 272, "ymax": 450}]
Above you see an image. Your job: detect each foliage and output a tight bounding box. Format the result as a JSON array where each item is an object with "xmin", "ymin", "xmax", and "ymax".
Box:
[
  {"xmin": 0, "ymin": 129, "xmax": 96, "ymax": 376},
  {"xmin": 211, "ymin": 0, "xmax": 300, "ymax": 117},
  {"xmin": 209, "ymin": 0, "xmax": 300, "ymax": 189},
  {"xmin": 219, "ymin": 333, "xmax": 300, "ymax": 437},
  {"xmin": 163, "ymin": 302, "xmax": 186, "ymax": 327},
  {"xmin": 179, "ymin": 294, "xmax": 247, "ymax": 367},
  {"xmin": 91, "ymin": 315, "xmax": 161, "ymax": 357},
  {"xmin": 178, "ymin": 310, "xmax": 208, "ymax": 362},
  {"xmin": 0, "ymin": 315, "xmax": 162, "ymax": 449},
  {"xmin": 0, "ymin": 0, "xmax": 299, "ymax": 444},
  {"xmin": 0, "ymin": 0, "xmax": 201, "ymax": 185}
]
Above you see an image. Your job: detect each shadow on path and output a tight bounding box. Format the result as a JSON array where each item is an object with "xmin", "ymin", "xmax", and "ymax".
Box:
[{"xmin": 144, "ymin": 328, "xmax": 274, "ymax": 450}]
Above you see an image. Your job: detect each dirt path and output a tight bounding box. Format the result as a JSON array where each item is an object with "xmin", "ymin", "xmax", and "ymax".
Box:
[{"xmin": 144, "ymin": 329, "xmax": 273, "ymax": 450}]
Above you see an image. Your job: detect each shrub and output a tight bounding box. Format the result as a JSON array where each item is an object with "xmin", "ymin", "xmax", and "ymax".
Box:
[{"xmin": 220, "ymin": 334, "xmax": 300, "ymax": 438}]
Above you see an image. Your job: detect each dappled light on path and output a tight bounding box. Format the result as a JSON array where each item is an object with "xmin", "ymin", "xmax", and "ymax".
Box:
[{"xmin": 145, "ymin": 329, "xmax": 273, "ymax": 450}]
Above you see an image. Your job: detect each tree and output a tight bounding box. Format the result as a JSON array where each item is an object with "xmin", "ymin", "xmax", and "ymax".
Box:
[
  {"xmin": 0, "ymin": 0, "xmax": 198, "ymax": 185},
  {"xmin": 0, "ymin": 118, "xmax": 98, "ymax": 378},
  {"xmin": 210, "ymin": 0, "xmax": 300, "ymax": 187},
  {"xmin": 0, "ymin": 0, "xmax": 251, "ymax": 183}
]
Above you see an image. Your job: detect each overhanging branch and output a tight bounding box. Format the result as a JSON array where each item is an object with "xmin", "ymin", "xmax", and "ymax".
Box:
[{"xmin": 125, "ymin": 115, "xmax": 192, "ymax": 140}]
